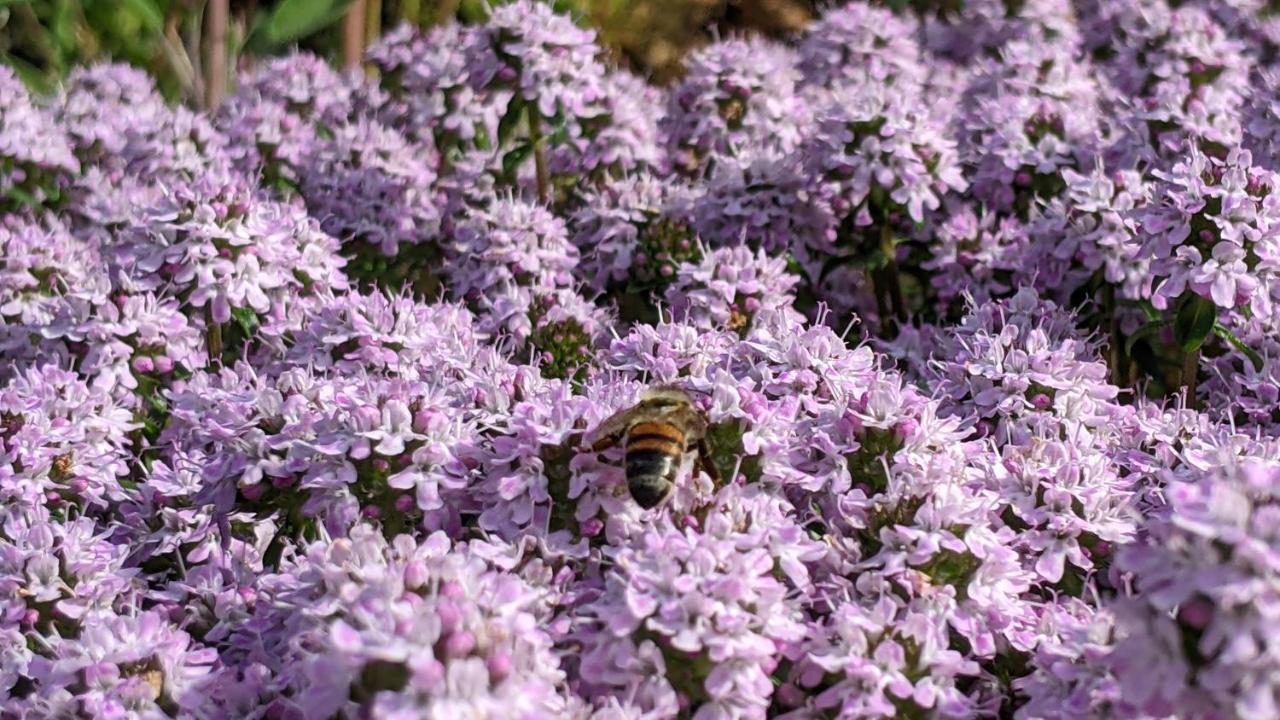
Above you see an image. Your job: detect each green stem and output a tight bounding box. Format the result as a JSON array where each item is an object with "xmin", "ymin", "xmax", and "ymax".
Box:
[
  {"xmin": 868, "ymin": 268, "xmax": 890, "ymax": 325},
  {"xmin": 880, "ymin": 223, "xmax": 905, "ymax": 328},
  {"xmin": 1181, "ymin": 347, "xmax": 1200, "ymax": 409},
  {"xmin": 528, "ymin": 106, "xmax": 551, "ymax": 205},
  {"xmin": 401, "ymin": 0, "xmax": 422, "ymax": 24},
  {"xmin": 207, "ymin": 307, "xmax": 223, "ymax": 363},
  {"xmin": 364, "ymin": 0, "xmax": 383, "ymax": 70},
  {"xmin": 1102, "ymin": 283, "xmax": 1123, "ymax": 387}
]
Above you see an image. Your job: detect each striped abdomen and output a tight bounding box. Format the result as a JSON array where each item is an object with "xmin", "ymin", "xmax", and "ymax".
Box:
[{"xmin": 625, "ymin": 421, "xmax": 686, "ymax": 509}]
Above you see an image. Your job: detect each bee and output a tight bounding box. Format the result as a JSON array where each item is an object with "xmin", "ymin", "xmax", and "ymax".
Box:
[{"xmin": 585, "ymin": 385, "xmax": 720, "ymax": 509}]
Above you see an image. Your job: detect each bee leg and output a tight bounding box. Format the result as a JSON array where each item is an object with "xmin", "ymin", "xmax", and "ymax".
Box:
[
  {"xmin": 696, "ymin": 437, "xmax": 722, "ymax": 486},
  {"xmin": 588, "ymin": 430, "xmax": 624, "ymax": 453}
]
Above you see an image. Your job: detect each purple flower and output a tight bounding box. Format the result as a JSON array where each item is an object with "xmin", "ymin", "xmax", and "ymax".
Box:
[
  {"xmin": 577, "ymin": 498, "xmax": 811, "ymax": 719},
  {"xmin": 957, "ymin": 40, "xmax": 1103, "ymax": 216},
  {"xmin": 798, "ymin": 2, "xmax": 926, "ymax": 92},
  {"xmin": 448, "ymin": 198, "xmax": 582, "ymax": 341},
  {"xmin": 550, "ymin": 70, "xmax": 667, "ymax": 183},
  {"xmin": 115, "ymin": 168, "xmax": 348, "ymax": 327},
  {"xmin": 664, "ymin": 245, "xmax": 802, "ymax": 333},
  {"xmin": 0, "ymin": 363, "xmax": 137, "ymax": 513},
  {"xmin": 467, "ymin": 0, "xmax": 608, "ymax": 122},
  {"xmin": 57, "ymin": 63, "xmax": 168, "ymax": 165},
  {"xmin": 9, "ymin": 5, "xmax": 1280, "ymax": 718},
  {"xmin": 0, "ymin": 215, "xmax": 111, "ymax": 377},
  {"xmin": 806, "ymin": 84, "xmax": 966, "ymax": 228},
  {"xmin": 693, "ymin": 148, "xmax": 829, "ymax": 257},
  {"xmin": 1135, "ymin": 144, "xmax": 1277, "ymax": 315},
  {"xmin": 1111, "ymin": 450, "xmax": 1280, "ymax": 720},
  {"xmin": 921, "ymin": 201, "xmax": 1030, "ymax": 311},
  {"xmin": 1014, "ymin": 600, "xmax": 1127, "ymax": 720},
  {"xmin": 300, "ymin": 117, "xmax": 443, "ymax": 258},
  {"xmin": 571, "ymin": 173, "xmax": 697, "ymax": 292},
  {"xmin": 17, "ymin": 609, "xmax": 215, "ymax": 716},
  {"xmin": 662, "ymin": 37, "xmax": 812, "ymax": 174},
  {"xmin": 920, "ymin": 0, "xmax": 1081, "ymax": 62},
  {"xmin": 367, "ymin": 23, "xmax": 504, "ymax": 151},
  {"xmin": 1092, "ymin": 4, "xmax": 1252, "ymax": 157},
  {"xmin": 231, "ymin": 52, "xmax": 359, "ymax": 129},
  {"xmin": 0, "ymin": 66, "xmax": 79, "ymax": 210},
  {"xmin": 211, "ymin": 526, "xmax": 576, "ymax": 718},
  {"xmin": 1027, "ymin": 164, "xmax": 1152, "ymax": 306}
]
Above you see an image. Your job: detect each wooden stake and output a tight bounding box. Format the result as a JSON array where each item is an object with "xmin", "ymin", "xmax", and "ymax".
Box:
[
  {"xmin": 364, "ymin": 0, "xmax": 382, "ymax": 55},
  {"xmin": 343, "ymin": 0, "xmax": 368, "ymax": 71},
  {"xmin": 204, "ymin": 0, "xmax": 228, "ymax": 109}
]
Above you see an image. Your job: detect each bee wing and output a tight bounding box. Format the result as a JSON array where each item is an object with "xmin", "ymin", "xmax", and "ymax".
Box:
[{"xmin": 584, "ymin": 402, "xmax": 645, "ymax": 450}]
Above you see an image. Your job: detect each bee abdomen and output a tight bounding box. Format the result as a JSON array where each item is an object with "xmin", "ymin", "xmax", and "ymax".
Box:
[
  {"xmin": 625, "ymin": 423, "xmax": 685, "ymax": 509},
  {"xmin": 626, "ymin": 449, "xmax": 678, "ymax": 509}
]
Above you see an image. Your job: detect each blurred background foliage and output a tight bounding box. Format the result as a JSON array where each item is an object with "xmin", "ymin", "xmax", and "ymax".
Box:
[{"xmin": 0, "ymin": 0, "xmax": 817, "ymax": 106}]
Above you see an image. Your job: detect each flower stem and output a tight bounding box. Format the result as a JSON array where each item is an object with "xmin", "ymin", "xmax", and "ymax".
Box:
[
  {"xmin": 1102, "ymin": 283, "xmax": 1124, "ymax": 387},
  {"xmin": 868, "ymin": 268, "xmax": 890, "ymax": 324},
  {"xmin": 879, "ymin": 223, "xmax": 905, "ymax": 330},
  {"xmin": 528, "ymin": 106, "xmax": 551, "ymax": 205},
  {"xmin": 207, "ymin": 309, "xmax": 223, "ymax": 363},
  {"xmin": 401, "ymin": 0, "xmax": 421, "ymax": 24},
  {"xmin": 364, "ymin": 0, "xmax": 382, "ymax": 78},
  {"xmin": 1181, "ymin": 347, "xmax": 1200, "ymax": 409}
]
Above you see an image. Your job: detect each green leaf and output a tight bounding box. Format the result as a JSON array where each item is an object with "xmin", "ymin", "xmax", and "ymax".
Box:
[
  {"xmin": 457, "ymin": 0, "xmax": 491, "ymax": 23},
  {"xmin": 5, "ymin": 185, "xmax": 39, "ymax": 209},
  {"xmin": 547, "ymin": 111, "xmax": 572, "ymax": 145},
  {"xmin": 49, "ymin": 0, "xmax": 80, "ymax": 54},
  {"xmin": 118, "ymin": 0, "xmax": 163, "ymax": 32},
  {"xmin": 148, "ymin": 392, "xmax": 168, "ymax": 415},
  {"xmin": 497, "ymin": 96, "xmax": 526, "ymax": 148},
  {"xmin": 501, "ymin": 141, "xmax": 533, "ymax": 179},
  {"xmin": 1173, "ymin": 295, "xmax": 1216, "ymax": 353},
  {"xmin": 1138, "ymin": 299, "xmax": 1163, "ymax": 322},
  {"xmin": 231, "ymin": 306, "xmax": 260, "ymax": 336},
  {"xmin": 1123, "ymin": 319, "xmax": 1171, "ymax": 356},
  {"xmin": 1213, "ymin": 322, "xmax": 1265, "ymax": 372},
  {"xmin": 254, "ymin": 0, "xmax": 354, "ymax": 48}
]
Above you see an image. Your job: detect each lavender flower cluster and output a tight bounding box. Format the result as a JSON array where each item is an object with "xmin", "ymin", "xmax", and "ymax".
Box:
[{"xmin": 4, "ymin": 1, "xmax": 1280, "ymax": 718}]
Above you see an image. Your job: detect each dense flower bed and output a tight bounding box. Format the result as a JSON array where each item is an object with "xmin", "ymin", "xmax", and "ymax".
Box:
[{"xmin": 2, "ymin": 1, "xmax": 1280, "ymax": 718}]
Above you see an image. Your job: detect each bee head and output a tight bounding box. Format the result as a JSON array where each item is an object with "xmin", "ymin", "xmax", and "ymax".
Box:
[{"xmin": 640, "ymin": 384, "xmax": 697, "ymax": 407}]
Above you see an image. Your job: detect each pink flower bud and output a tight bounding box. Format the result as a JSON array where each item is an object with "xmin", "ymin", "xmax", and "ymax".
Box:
[
  {"xmin": 1178, "ymin": 597, "xmax": 1214, "ymax": 630},
  {"xmin": 486, "ymin": 651, "xmax": 513, "ymax": 680},
  {"xmin": 441, "ymin": 580, "xmax": 466, "ymax": 600},
  {"xmin": 445, "ymin": 630, "xmax": 476, "ymax": 657}
]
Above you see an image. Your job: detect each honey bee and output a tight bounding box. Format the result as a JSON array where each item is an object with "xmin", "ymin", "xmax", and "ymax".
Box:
[{"xmin": 585, "ymin": 385, "xmax": 720, "ymax": 508}]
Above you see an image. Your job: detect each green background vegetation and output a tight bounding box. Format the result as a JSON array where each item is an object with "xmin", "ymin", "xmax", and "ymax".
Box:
[{"xmin": 0, "ymin": 0, "xmax": 817, "ymax": 105}]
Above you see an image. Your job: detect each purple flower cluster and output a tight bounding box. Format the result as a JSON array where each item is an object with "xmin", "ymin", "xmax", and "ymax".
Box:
[
  {"xmin": 1135, "ymin": 145, "xmax": 1279, "ymax": 315},
  {"xmin": 662, "ymin": 37, "xmax": 811, "ymax": 174},
  {"xmin": 7, "ymin": 1, "xmax": 1280, "ymax": 717},
  {"xmin": 1112, "ymin": 445, "xmax": 1280, "ymax": 719},
  {"xmin": 1, "ymin": 66, "xmax": 79, "ymax": 211}
]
